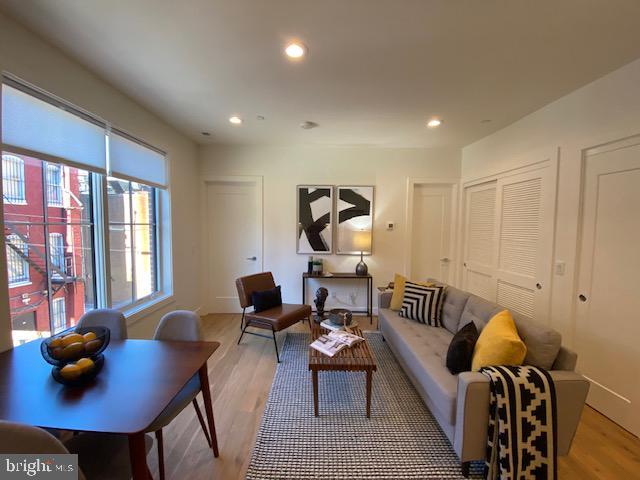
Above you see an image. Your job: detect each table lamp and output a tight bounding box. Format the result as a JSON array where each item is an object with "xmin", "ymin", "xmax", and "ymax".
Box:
[{"xmin": 352, "ymin": 230, "xmax": 372, "ymax": 276}]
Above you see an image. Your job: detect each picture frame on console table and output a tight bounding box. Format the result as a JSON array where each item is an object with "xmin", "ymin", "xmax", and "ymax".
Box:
[
  {"xmin": 297, "ymin": 185, "xmax": 334, "ymax": 254},
  {"xmin": 336, "ymin": 185, "xmax": 374, "ymax": 255}
]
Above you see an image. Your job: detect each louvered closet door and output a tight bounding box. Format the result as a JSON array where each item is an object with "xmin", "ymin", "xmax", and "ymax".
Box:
[
  {"xmin": 462, "ymin": 164, "xmax": 555, "ymax": 323},
  {"xmin": 462, "ymin": 181, "xmax": 498, "ymax": 300},
  {"xmin": 494, "ymin": 167, "xmax": 554, "ymax": 321}
]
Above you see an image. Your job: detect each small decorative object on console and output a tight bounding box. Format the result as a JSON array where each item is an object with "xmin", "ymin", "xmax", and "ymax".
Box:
[{"xmin": 314, "ymin": 287, "xmax": 329, "ymax": 323}]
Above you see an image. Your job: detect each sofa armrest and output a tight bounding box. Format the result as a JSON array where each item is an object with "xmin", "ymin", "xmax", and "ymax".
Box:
[
  {"xmin": 552, "ymin": 346, "xmax": 578, "ymax": 371},
  {"xmin": 454, "ymin": 370, "xmax": 590, "ymax": 462},
  {"xmin": 378, "ymin": 291, "xmax": 393, "ymax": 309}
]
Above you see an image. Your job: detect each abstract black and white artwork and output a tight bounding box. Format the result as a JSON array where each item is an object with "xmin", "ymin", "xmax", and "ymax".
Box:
[
  {"xmin": 336, "ymin": 186, "xmax": 374, "ymax": 254},
  {"xmin": 297, "ymin": 185, "xmax": 333, "ymax": 254}
]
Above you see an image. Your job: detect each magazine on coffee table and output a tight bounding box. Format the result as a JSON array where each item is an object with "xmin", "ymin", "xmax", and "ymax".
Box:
[{"xmin": 310, "ymin": 330, "xmax": 364, "ymax": 357}]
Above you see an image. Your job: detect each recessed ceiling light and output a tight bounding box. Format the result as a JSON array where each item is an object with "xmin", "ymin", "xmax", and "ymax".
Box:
[
  {"xmin": 201, "ymin": 131, "xmax": 211, "ymax": 136},
  {"xmin": 427, "ymin": 118, "xmax": 442, "ymax": 128},
  {"xmin": 300, "ymin": 121, "xmax": 318, "ymax": 130},
  {"xmin": 285, "ymin": 42, "xmax": 307, "ymax": 59},
  {"xmin": 256, "ymin": 115, "xmax": 265, "ymax": 121},
  {"xmin": 229, "ymin": 116, "xmax": 243, "ymax": 125},
  {"xmin": 481, "ymin": 119, "xmax": 492, "ymax": 124}
]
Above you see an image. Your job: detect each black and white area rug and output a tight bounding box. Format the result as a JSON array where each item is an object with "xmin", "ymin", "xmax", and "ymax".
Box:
[{"xmin": 246, "ymin": 333, "xmax": 484, "ymax": 479}]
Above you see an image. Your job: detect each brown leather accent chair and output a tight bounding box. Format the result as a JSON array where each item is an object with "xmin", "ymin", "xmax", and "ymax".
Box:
[{"xmin": 235, "ymin": 272, "xmax": 312, "ymax": 362}]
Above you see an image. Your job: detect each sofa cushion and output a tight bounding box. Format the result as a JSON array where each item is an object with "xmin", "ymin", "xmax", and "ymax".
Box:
[
  {"xmin": 458, "ymin": 294, "xmax": 503, "ymax": 332},
  {"xmin": 471, "ymin": 310, "xmax": 527, "ymax": 371},
  {"xmin": 511, "ymin": 312, "xmax": 562, "ymax": 370},
  {"xmin": 379, "ymin": 309, "xmax": 458, "ymax": 424},
  {"xmin": 446, "ymin": 321, "xmax": 479, "ymax": 374},
  {"xmin": 441, "ymin": 287, "xmax": 471, "ymax": 334}
]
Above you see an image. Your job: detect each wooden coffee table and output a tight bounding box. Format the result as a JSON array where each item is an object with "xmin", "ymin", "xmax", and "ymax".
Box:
[{"xmin": 309, "ymin": 325, "xmax": 377, "ymax": 418}]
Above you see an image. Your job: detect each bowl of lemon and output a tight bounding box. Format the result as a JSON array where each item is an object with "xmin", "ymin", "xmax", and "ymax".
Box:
[{"xmin": 41, "ymin": 327, "xmax": 110, "ymax": 386}]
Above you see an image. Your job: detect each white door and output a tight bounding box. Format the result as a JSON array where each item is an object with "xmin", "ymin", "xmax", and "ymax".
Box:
[
  {"xmin": 575, "ymin": 138, "xmax": 640, "ymax": 436},
  {"xmin": 462, "ymin": 162, "xmax": 555, "ymax": 322},
  {"xmin": 206, "ymin": 179, "xmax": 262, "ymax": 312},
  {"xmin": 411, "ymin": 184, "xmax": 454, "ymax": 282}
]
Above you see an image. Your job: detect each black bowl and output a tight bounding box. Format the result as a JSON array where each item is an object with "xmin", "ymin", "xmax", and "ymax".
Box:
[
  {"xmin": 51, "ymin": 354, "xmax": 105, "ymax": 387},
  {"xmin": 41, "ymin": 326, "xmax": 110, "ymax": 367}
]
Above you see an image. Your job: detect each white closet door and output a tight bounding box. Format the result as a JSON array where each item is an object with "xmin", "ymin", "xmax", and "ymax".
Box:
[
  {"xmin": 462, "ymin": 162, "xmax": 555, "ymax": 323},
  {"xmin": 575, "ymin": 138, "xmax": 640, "ymax": 436},
  {"xmin": 494, "ymin": 167, "xmax": 554, "ymax": 322},
  {"xmin": 462, "ymin": 181, "xmax": 497, "ymax": 300}
]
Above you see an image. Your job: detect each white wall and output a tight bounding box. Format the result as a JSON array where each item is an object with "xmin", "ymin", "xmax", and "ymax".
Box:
[
  {"xmin": 462, "ymin": 58, "xmax": 640, "ymax": 347},
  {"xmin": 200, "ymin": 144, "xmax": 460, "ymax": 313},
  {"xmin": 0, "ymin": 12, "xmax": 202, "ymax": 346}
]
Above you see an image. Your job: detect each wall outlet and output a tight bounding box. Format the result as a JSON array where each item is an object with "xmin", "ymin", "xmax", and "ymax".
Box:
[
  {"xmin": 386, "ymin": 221, "xmax": 395, "ymax": 231},
  {"xmin": 554, "ymin": 261, "xmax": 566, "ymax": 276}
]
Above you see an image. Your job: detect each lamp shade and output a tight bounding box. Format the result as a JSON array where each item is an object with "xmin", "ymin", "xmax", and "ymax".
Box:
[{"xmin": 351, "ymin": 230, "xmax": 372, "ymax": 253}]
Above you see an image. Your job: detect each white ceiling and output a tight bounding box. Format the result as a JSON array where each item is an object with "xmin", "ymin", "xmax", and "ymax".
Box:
[{"xmin": 2, "ymin": 0, "xmax": 640, "ymax": 148}]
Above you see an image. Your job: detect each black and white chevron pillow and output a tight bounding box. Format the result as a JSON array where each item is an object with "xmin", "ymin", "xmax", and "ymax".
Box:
[{"xmin": 400, "ymin": 282, "xmax": 446, "ymax": 326}]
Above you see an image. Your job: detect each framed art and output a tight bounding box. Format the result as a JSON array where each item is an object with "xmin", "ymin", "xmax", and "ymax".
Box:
[
  {"xmin": 297, "ymin": 185, "xmax": 333, "ymax": 254},
  {"xmin": 336, "ymin": 185, "xmax": 374, "ymax": 255}
]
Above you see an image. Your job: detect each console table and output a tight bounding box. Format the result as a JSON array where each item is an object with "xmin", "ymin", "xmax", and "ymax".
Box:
[{"xmin": 302, "ymin": 272, "xmax": 373, "ymax": 323}]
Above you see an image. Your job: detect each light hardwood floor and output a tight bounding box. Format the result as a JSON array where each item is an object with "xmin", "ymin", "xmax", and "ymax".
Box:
[{"xmin": 146, "ymin": 314, "xmax": 640, "ymax": 479}]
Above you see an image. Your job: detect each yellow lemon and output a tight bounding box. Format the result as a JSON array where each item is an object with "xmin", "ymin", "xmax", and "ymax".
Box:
[
  {"xmin": 84, "ymin": 339, "xmax": 103, "ymax": 354},
  {"xmin": 60, "ymin": 363, "xmax": 83, "ymax": 381},
  {"xmin": 60, "ymin": 342, "xmax": 85, "ymax": 360},
  {"xmin": 82, "ymin": 332, "xmax": 97, "ymax": 342},
  {"xmin": 75, "ymin": 357, "xmax": 95, "ymax": 373},
  {"xmin": 49, "ymin": 337, "xmax": 63, "ymax": 348},
  {"xmin": 61, "ymin": 333, "xmax": 84, "ymax": 347},
  {"xmin": 50, "ymin": 347, "xmax": 64, "ymax": 360}
]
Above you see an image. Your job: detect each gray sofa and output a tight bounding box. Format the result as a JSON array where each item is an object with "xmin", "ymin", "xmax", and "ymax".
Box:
[{"xmin": 378, "ymin": 284, "xmax": 589, "ymax": 469}]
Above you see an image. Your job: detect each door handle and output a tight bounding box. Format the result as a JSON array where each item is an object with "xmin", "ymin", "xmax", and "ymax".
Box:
[
  {"xmin": 246, "ymin": 256, "xmax": 257, "ymax": 261},
  {"xmin": 578, "ymin": 294, "xmax": 587, "ymax": 302}
]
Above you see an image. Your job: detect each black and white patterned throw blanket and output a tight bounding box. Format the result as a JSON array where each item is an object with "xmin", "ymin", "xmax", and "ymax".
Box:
[{"xmin": 480, "ymin": 366, "xmax": 557, "ymax": 480}]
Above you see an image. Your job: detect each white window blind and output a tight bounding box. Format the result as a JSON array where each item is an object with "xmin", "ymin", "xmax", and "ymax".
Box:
[
  {"xmin": 1, "ymin": 83, "xmax": 107, "ymax": 173},
  {"xmin": 108, "ymin": 131, "xmax": 167, "ymax": 188}
]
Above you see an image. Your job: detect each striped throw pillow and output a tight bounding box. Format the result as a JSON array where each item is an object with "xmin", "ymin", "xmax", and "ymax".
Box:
[{"xmin": 400, "ymin": 282, "xmax": 446, "ymax": 326}]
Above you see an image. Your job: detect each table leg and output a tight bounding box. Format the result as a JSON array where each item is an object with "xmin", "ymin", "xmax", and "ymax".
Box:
[
  {"xmin": 128, "ymin": 432, "xmax": 152, "ymax": 480},
  {"xmin": 369, "ymin": 277, "xmax": 373, "ymax": 324},
  {"xmin": 312, "ymin": 370, "xmax": 319, "ymax": 417},
  {"xmin": 198, "ymin": 363, "xmax": 220, "ymax": 457},
  {"xmin": 366, "ymin": 369, "xmax": 373, "ymax": 418}
]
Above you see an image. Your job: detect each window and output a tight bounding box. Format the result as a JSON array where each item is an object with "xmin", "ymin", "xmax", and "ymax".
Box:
[
  {"xmin": 51, "ymin": 297, "xmax": 66, "ymax": 334},
  {"xmin": 108, "ymin": 178, "xmax": 158, "ymax": 308},
  {"xmin": 46, "ymin": 164, "xmax": 63, "ymax": 206},
  {"xmin": 2, "ymin": 79, "xmax": 170, "ymax": 346},
  {"xmin": 5, "ymin": 234, "xmax": 29, "ymax": 285},
  {"xmin": 49, "ymin": 233, "xmax": 65, "ymax": 272},
  {"xmin": 2, "ymin": 154, "xmax": 26, "ymax": 204}
]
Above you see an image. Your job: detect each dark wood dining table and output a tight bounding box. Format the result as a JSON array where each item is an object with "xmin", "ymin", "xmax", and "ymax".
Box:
[{"xmin": 0, "ymin": 338, "xmax": 220, "ymax": 480}]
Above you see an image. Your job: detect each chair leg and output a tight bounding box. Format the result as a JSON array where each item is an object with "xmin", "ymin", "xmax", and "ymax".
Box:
[
  {"xmin": 237, "ymin": 323, "xmax": 248, "ymax": 345},
  {"xmin": 192, "ymin": 398, "xmax": 212, "ymax": 448},
  {"xmin": 240, "ymin": 308, "xmax": 245, "ymax": 330},
  {"xmin": 155, "ymin": 429, "xmax": 165, "ymax": 480},
  {"xmin": 461, "ymin": 461, "xmax": 470, "ymax": 478},
  {"xmin": 272, "ymin": 326, "xmax": 280, "ymax": 363}
]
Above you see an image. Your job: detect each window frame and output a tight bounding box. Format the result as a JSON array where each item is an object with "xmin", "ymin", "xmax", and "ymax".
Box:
[
  {"xmin": 2, "ymin": 154, "xmax": 26, "ymax": 205},
  {"xmin": 51, "ymin": 297, "xmax": 66, "ymax": 333},
  {"xmin": 46, "ymin": 163, "xmax": 63, "ymax": 207},
  {"xmin": 5, "ymin": 233, "xmax": 30, "ymax": 286}
]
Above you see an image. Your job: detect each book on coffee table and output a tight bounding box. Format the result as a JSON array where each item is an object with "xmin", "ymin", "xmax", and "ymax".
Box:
[{"xmin": 309, "ymin": 330, "xmax": 364, "ymax": 357}]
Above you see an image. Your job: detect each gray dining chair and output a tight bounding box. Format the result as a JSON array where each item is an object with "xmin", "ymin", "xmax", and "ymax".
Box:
[
  {"xmin": 0, "ymin": 421, "xmax": 153, "ymax": 480},
  {"xmin": 146, "ymin": 310, "xmax": 217, "ymax": 480},
  {"xmin": 77, "ymin": 308, "xmax": 128, "ymax": 340}
]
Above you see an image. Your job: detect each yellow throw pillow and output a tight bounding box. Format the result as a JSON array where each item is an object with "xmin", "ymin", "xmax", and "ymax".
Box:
[
  {"xmin": 471, "ymin": 310, "xmax": 527, "ymax": 371},
  {"xmin": 389, "ymin": 273, "xmax": 407, "ymax": 310},
  {"xmin": 389, "ymin": 273, "xmax": 434, "ymax": 311}
]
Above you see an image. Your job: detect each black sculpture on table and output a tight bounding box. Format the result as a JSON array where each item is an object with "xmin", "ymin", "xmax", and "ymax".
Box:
[{"xmin": 313, "ymin": 287, "xmax": 329, "ymax": 323}]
